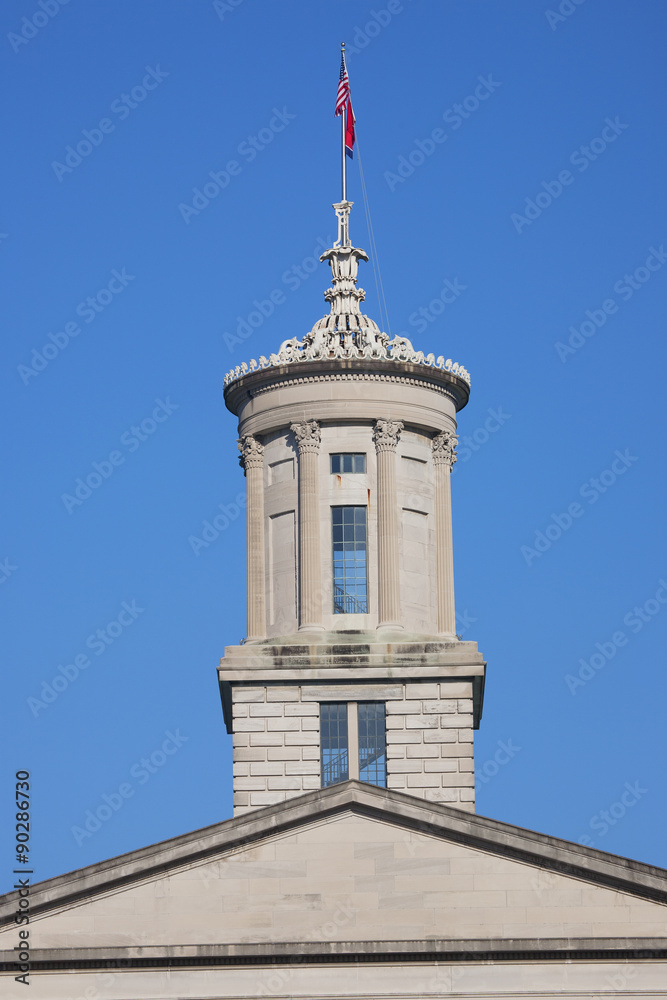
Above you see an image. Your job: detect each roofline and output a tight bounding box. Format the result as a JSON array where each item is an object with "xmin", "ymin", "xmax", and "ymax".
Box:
[{"xmin": 1, "ymin": 781, "xmax": 666, "ymax": 927}]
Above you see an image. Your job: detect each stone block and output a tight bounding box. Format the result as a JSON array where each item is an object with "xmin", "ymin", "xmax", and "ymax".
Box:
[
  {"xmin": 460, "ymin": 788, "xmax": 475, "ymax": 801},
  {"xmin": 301, "ymin": 775, "xmax": 320, "ymax": 790},
  {"xmin": 234, "ymin": 747, "xmax": 267, "ymax": 762},
  {"xmin": 232, "ymin": 734, "xmax": 249, "ymax": 747},
  {"xmin": 267, "ymin": 776, "xmax": 301, "ymax": 790},
  {"xmin": 407, "ymin": 772, "xmax": 441, "ymax": 788},
  {"xmin": 234, "ymin": 718, "xmax": 266, "ymax": 732},
  {"xmin": 234, "ymin": 777, "xmax": 269, "ymax": 791},
  {"xmin": 302, "ymin": 746, "xmax": 320, "ymax": 759},
  {"xmin": 405, "ymin": 715, "xmax": 439, "ymax": 729},
  {"xmin": 232, "ymin": 762, "xmax": 250, "ymax": 777},
  {"xmin": 284, "ymin": 703, "xmax": 319, "ymax": 716},
  {"xmin": 249, "ymin": 733, "xmax": 284, "ymax": 747},
  {"xmin": 422, "ymin": 700, "xmax": 456, "ymax": 714},
  {"xmin": 440, "ymin": 714, "xmax": 474, "ymax": 728},
  {"xmin": 440, "ymin": 772, "xmax": 475, "ymax": 787},
  {"xmin": 285, "ymin": 732, "xmax": 319, "ymax": 745},
  {"xmin": 233, "ymin": 687, "xmax": 265, "ymax": 703},
  {"xmin": 423, "ymin": 729, "xmax": 457, "ymax": 743},
  {"xmin": 439, "ymin": 681, "xmax": 472, "ymax": 698},
  {"xmin": 458, "ymin": 758, "xmax": 474, "ymax": 771},
  {"xmin": 405, "ymin": 683, "xmax": 439, "ymax": 699},
  {"xmin": 424, "ymin": 759, "xmax": 457, "ymax": 773},
  {"xmin": 386, "ymin": 745, "xmax": 405, "ymax": 759},
  {"xmin": 249, "ymin": 790, "xmax": 286, "ymax": 806},
  {"xmin": 250, "ymin": 762, "xmax": 284, "ymax": 776},
  {"xmin": 267, "ymin": 748, "xmax": 301, "ymax": 761},
  {"xmin": 267, "ymin": 717, "xmax": 301, "ymax": 732},
  {"xmin": 387, "ymin": 774, "xmax": 406, "ymax": 789},
  {"xmin": 385, "ymin": 730, "xmax": 421, "ymax": 744},
  {"xmin": 388, "ymin": 758, "xmax": 422, "ymax": 773},
  {"xmin": 424, "ymin": 787, "xmax": 458, "ymax": 802},
  {"xmin": 406, "ymin": 744, "xmax": 439, "ymax": 758},
  {"xmin": 249, "ymin": 703, "xmax": 283, "ymax": 717},
  {"xmin": 385, "ymin": 701, "xmax": 421, "ymax": 715},
  {"xmin": 457, "ymin": 728, "xmax": 474, "ymax": 742},
  {"xmin": 285, "ymin": 760, "xmax": 319, "ymax": 775},
  {"xmin": 232, "ymin": 703, "xmax": 248, "ymax": 717},
  {"xmin": 266, "ymin": 686, "xmax": 300, "ymax": 702},
  {"xmin": 385, "ymin": 716, "xmax": 406, "ymax": 730},
  {"xmin": 301, "ymin": 718, "xmax": 320, "ymax": 731},
  {"xmin": 457, "ymin": 699, "xmax": 473, "ymax": 713},
  {"xmin": 232, "ymin": 791, "xmax": 250, "ymax": 806}
]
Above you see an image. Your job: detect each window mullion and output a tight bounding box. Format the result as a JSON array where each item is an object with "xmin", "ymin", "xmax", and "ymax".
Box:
[{"xmin": 347, "ymin": 702, "xmax": 359, "ymax": 780}]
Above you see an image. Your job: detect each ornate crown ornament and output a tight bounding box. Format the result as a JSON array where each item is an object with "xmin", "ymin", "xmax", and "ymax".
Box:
[{"xmin": 223, "ymin": 201, "xmax": 470, "ymax": 388}]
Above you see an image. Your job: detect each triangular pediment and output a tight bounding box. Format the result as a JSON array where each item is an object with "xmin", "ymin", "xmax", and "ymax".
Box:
[{"xmin": 1, "ymin": 782, "xmax": 666, "ymax": 967}]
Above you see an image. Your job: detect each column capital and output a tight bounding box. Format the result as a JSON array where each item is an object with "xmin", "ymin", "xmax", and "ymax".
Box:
[
  {"xmin": 432, "ymin": 430, "xmax": 458, "ymax": 469},
  {"xmin": 373, "ymin": 419, "xmax": 404, "ymax": 453},
  {"xmin": 290, "ymin": 419, "xmax": 321, "ymax": 454},
  {"xmin": 238, "ymin": 435, "xmax": 264, "ymax": 473}
]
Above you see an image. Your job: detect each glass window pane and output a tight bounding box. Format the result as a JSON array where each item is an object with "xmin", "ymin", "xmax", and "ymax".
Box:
[
  {"xmin": 321, "ymin": 703, "xmax": 348, "ymax": 788},
  {"xmin": 358, "ymin": 702, "xmax": 387, "ymax": 788},
  {"xmin": 330, "ymin": 454, "xmax": 366, "ymax": 475},
  {"xmin": 332, "ymin": 506, "xmax": 368, "ymax": 614}
]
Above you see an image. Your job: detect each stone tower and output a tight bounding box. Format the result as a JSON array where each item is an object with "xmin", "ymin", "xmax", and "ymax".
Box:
[{"xmin": 219, "ymin": 200, "xmax": 485, "ymax": 816}]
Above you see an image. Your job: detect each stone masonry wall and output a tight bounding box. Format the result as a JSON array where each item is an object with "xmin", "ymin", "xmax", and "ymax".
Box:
[
  {"xmin": 385, "ymin": 681, "xmax": 475, "ymax": 811},
  {"xmin": 231, "ymin": 680, "xmax": 475, "ymax": 816}
]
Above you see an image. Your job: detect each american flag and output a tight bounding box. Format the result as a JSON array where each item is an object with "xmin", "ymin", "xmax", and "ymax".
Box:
[{"xmin": 335, "ymin": 51, "xmax": 350, "ymax": 117}]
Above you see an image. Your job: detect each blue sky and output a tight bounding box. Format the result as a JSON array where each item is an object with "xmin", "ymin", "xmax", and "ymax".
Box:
[{"xmin": 2, "ymin": 0, "xmax": 666, "ymax": 888}]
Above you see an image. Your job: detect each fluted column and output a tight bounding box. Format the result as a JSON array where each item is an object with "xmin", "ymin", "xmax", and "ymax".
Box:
[
  {"xmin": 238, "ymin": 435, "xmax": 265, "ymax": 641},
  {"xmin": 373, "ymin": 419, "xmax": 404, "ymax": 630},
  {"xmin": 433, "ymin": 430, "xmax": 458, "ymax": 637},
  {"xmin": 290, "ymin": 420, "xmax": 324, "ymax": 631}
]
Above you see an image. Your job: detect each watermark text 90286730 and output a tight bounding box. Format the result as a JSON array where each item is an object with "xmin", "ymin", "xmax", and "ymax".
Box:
[{"xmin": 13, "ymin": 770, "xmax": 32, "ymax": 986}]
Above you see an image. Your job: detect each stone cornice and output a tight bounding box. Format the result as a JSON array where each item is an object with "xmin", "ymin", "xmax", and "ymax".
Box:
[
  {"xmin": 224, "ymin": 357, "xmax": 470, "ymax": 416},
  {"xmin": 2, "ymin": 782, "xmax": 666, "ymax": 928}
]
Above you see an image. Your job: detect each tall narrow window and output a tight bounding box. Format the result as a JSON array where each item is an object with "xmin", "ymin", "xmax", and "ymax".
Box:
[
  {"xmin": 320, "ymin": 703, "xmax": 348, "ymax": 788},
  {"xmin": 358, "ymin": 702, "xmax": 387, "ymax": 788},
  {"xmin": 332, "ymin": 506, "xmax": 368, "ymax": 614}
]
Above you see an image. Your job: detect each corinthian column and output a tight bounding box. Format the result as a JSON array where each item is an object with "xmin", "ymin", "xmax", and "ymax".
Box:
[
  {"xmin": 290, "ymin": 420, "xmax": 324, "ymax": 631},
  {"xmin": 373, "ymin": 419, "xmax": 404, "ymax": 630},
  {"xmin": 238, "ymin": 435, "xmax": 265, "ymax": 641},
  {"xmin": 432, "ymin": 430, "xmax": 458, "ymax": 638}
]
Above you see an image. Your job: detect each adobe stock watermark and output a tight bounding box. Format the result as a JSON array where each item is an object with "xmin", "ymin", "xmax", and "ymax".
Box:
[
  {"xmin": 0, "ymin": 558, "xmax": 18, "ymax": 584},
  {"xmin": 189, "ymin": 492, "xmax": 247, "ymax": 555},
  {"xmin": 400, "ymin": 277, "xmax": 467, "ymax": 335},
  {"xmin": 511, "ymin": 117, "xmax": 628, "ymax": 234},
  {"xmin": 475, "ymin": 738, "xmax": 521, "ymax": 792},
  {"xmin": 70, "ymin": 729, "xmax": 189, "ymax": 846},
  {"xmin": 51, "ymin": 67, "xmax": 169, "ymax": 181},
  {"xmin": 521, "ymin": 448, "xmax": 638, "ymax": 567},
  {"xmin": 565, "ymin": 580, "xmax": 667, "ymax": 695},
  {"xmin": 213, "ymin": 0, "xmax": 246, "ymax": 21},
  {"xmin": 8, "ymin": 0, "xmax": 71, "ymax": 54},
  {"xmin": 451, "ymin": 406, "xmax": 511, "ymax": 476},
  {"xmin": 178, "ymin": 107, "xmax": 296, "ymax": 224},
  {"xmin": 61, "ymin": 397, "xmax": 179, "ymax": 513},
  {"xmin": 223, "ymin": 233, "xmax": 333, "ymax": 351},
  {"xmin": 577, "ymin": 781, "xmax": 648, "ymax": 847},
  {"xmin": 27, "ymin": 600, "xmax": 145, "ymax": 717},
  {"xmin": 545, "ymin": 0, "xmax": 587, "ymax": 31},
  {"xmin": 555, "ymin": 245, "xmax": 666, "ymax": 362},
  {"xmin": 384, "ymin": 74, "xmax": 501, "ymax": 192},
  {"xmin": 17, "ymin": 267, "xmax": 135, "ymax": 385}
]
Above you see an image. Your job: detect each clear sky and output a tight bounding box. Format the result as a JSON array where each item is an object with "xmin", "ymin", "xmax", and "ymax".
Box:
[{"xmin": 2, "ymin": 0, "xmax": 666, "ymax": 889}]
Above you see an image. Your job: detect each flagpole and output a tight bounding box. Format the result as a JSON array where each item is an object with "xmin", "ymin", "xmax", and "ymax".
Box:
[{"xmin": 341, "ymin": 42, "xmax": 347, "ymax": 202}]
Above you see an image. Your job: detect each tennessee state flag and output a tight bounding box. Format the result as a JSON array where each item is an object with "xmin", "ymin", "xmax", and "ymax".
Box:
[
  {"xmin": 344, "ymin": 97, "xmax": 356, "ymax": 159},
  {"xmin": 335, "ymin": 50, "xmax": 356, "ymax": 159}
]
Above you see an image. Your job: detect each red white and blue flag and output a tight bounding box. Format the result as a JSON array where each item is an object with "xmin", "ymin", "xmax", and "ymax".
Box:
[{"xmin": 335, "ymin": 50, "xmax": 355, "ymax": 158}]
